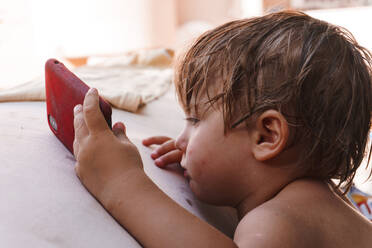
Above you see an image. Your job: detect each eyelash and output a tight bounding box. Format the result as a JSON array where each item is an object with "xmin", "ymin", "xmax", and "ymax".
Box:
[{"xmin": 184, "ymin": 117, "xmax": 200, "ymax": 125}]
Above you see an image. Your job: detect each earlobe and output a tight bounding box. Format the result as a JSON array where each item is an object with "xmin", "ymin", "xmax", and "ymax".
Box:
[{"xmin": 252, "ymin": 110, "xmax": 289, "ymax": 161}]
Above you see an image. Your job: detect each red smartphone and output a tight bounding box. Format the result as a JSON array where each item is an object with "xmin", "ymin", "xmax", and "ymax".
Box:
[{"xmin": 45, "ymin": 58, "xmax": 112, "ymax": 154}]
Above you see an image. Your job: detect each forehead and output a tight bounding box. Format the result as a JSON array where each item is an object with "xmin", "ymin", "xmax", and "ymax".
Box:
[{"xmin": 180, "ymin": 77, "xmax": 223, "ymax": 116}]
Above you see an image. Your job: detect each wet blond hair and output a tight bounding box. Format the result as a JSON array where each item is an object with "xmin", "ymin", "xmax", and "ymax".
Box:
[{"xmin": 174, "ymin": 11, "xmax": 372, "ymax": 191}]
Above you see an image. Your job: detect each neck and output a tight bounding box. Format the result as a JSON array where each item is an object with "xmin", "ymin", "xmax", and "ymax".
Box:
[
  {"xmin": 235, "ymin": 148, "xmax": 306, "ymax": 220},
  {"xmin": 235, "ymin": 176, "xmax": 297, "ymax": 220}
]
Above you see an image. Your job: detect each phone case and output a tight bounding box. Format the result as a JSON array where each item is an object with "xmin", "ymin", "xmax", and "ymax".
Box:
[{"xmin": 45, "ymin": 58, "xmax": 112, "ymax": 154}]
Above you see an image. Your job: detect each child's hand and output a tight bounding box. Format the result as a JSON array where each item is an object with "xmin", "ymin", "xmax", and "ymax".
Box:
[
  {"xmin": 73, "ymin": 89, "xmax": 235, "ymax": 248},
  {"xmin": 142, "ymin": 136, "xmax": 182, "ymax": 168},
  {"xmin": 73, "ymin": 88, "xmax": 143, "ymax": 205}
]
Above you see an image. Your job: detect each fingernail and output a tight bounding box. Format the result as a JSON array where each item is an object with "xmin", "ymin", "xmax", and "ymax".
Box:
[
  {"xmin": 154, "ymin": 158, "xmax": 163, "ymax": 167},
  {"xmin": 113, "ymin": 122, "xmax": 125, "ymax": 130},
  {"xmin": 88, "ymin": 88, "xmax": 98, "ymax": 95},
  {"xmin": 74, "ymin": 104, "xmax": 82, "ymax": 114},
  {"xmin": 151, "ymin": 151, "xmax": 158, "ymax": 159}
]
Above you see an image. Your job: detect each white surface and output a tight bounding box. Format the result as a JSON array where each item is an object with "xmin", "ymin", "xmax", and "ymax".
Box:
[{"xmin": 0, "ymin": 102, "xmax": 141, "ymax": 247}]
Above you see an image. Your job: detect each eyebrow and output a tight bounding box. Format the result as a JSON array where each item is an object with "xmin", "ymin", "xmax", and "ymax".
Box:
[
  {"xmin": 183, "ymin": 105, "xmax": 191, "ymax": 115},
  {"xmin": 184, "ymin": 104, "xmax": 204, "ymax": 118}
]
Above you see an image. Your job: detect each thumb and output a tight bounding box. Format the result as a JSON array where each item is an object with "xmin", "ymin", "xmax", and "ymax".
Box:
[{"xmin": 112, "ymin": 122, "xmax": 128, "ymax": 141}]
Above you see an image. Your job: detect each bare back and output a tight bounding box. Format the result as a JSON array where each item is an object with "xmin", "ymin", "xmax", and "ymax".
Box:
[{"xmin": 234, "ymin": 179, "xmax": 372, "ymax": 248}]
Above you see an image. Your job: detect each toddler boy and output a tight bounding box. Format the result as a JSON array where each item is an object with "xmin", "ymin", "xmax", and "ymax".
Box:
[{"xmin": 73, "ymin": 11, "xmax": 372, "ymax": 247}]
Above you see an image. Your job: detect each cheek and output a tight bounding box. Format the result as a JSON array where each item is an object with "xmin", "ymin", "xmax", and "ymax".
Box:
[
  {"xmin": 187, "ymin": 131, "xmax": 212, "ymax": 154},
  {"xmin": 187, "ymin": 144, "xmax": 226, "ymax": 189},
  {"xmin": 186, "ymin": 145, "xmax": 208, "ymax": 177}
]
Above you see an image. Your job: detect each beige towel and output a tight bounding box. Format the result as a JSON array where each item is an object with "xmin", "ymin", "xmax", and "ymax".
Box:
[{"xmin": 0, "ymin": 48, "xmax": 174, "ymax": 112}]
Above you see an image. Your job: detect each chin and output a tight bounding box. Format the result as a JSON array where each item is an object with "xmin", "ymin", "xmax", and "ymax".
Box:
[{"xmin": 190, "ymin": 182, "xmax": 231, "ymax": 206}]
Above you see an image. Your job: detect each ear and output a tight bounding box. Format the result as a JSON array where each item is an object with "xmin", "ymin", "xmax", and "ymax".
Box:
[{"xmin": 251, "ymin": 110, "xmax": 289, "ymax": 161}]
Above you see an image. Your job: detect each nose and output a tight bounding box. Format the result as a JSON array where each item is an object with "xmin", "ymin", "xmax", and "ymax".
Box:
[{"xmin": 175, "ymin": 128, "xmax": 188, "ymax": 152}]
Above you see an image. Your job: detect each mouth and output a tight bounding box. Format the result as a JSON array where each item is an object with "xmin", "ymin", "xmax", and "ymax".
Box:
[
  {"xmin": 180, "ymin": 161, "xmax": 190, "ymax": 181},
  {"xmin": 183, "ymin": 169, "xmax": 191, "ymax": 181}
]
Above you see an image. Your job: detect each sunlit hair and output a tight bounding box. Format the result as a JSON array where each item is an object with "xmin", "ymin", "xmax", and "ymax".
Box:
[{"xmin": 174, "ymin": 10, "xmax": 372, "ymax": 192}]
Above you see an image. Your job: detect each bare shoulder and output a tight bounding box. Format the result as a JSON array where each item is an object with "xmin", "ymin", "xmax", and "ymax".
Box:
[
  {"xmin": 233, "ymin": 203, "xmax": 313, "ymax": 248},
  {"xmin": 234, "ymin": 179, "xmax": 372, "ymax": 248}
]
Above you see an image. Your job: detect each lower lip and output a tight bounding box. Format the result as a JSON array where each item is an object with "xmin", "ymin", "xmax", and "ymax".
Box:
[{"xmin": 183, "ymin": 170, "xmax": 190, "ymax": 180}]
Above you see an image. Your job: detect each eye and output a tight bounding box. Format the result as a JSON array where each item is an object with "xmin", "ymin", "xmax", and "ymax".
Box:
[{"xmin": 184, "ymin": 117, "xmax": 200, "ymax": 125}]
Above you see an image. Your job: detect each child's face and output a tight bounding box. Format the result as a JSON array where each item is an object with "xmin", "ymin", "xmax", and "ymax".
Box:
[{"xmin": 175, "ymin": 104, "xmax": 256, "ymax": 206}]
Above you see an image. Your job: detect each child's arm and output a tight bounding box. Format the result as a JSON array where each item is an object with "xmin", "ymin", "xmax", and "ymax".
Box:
[{"xmin": 73, "ymin": 88, "xmax": 237, "ymax": 248}]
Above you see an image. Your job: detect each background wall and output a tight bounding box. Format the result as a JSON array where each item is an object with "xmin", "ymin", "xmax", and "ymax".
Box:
[
  {"xmin": 1, "ymin": 0, "xmax": 372, "ymax": 89},
  {"xmin": 0, "ymin": 0, "xmax": 179, "ymax": 88}
]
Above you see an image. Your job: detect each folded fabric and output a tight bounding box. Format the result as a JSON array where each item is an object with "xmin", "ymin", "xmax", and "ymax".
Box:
[{"xmin": 0, "ymin": 48, "xmax": 174, "ymax": 112}]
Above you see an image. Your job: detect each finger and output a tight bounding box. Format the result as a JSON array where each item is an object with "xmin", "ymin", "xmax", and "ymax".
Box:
[
  {"xmin": 75, "ymin": 164, "xmax": 82, "ymax": 180},
  {"xmin": 112, "ymin": 122, "xmax": 128, "ymax": 142},
  {"xmin": 73, "ymin": 104, "xmax": 88, "ymax": 142},
  {"xmin": 154, "ymin": 150, "xmax": 183, "ymax": 168},
  {"xmin": 73, "ymin": 139, "xmax": 79, "ymax": 158},
  {"xmin": 142, "ymin": 136, "xmax": 172, "ymax": 146},
  {"xmin": 151, "ymin": 139, "xmax": 177, "ymax": 159},
  {"xmin": 83, "ymin": 88, "xmax": 109, "ymax": 134}
]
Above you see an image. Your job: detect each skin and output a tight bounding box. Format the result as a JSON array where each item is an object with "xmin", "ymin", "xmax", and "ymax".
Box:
[{"xmin": 73, "ymin": 88, "xmax": 372, "ymax": 248}]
